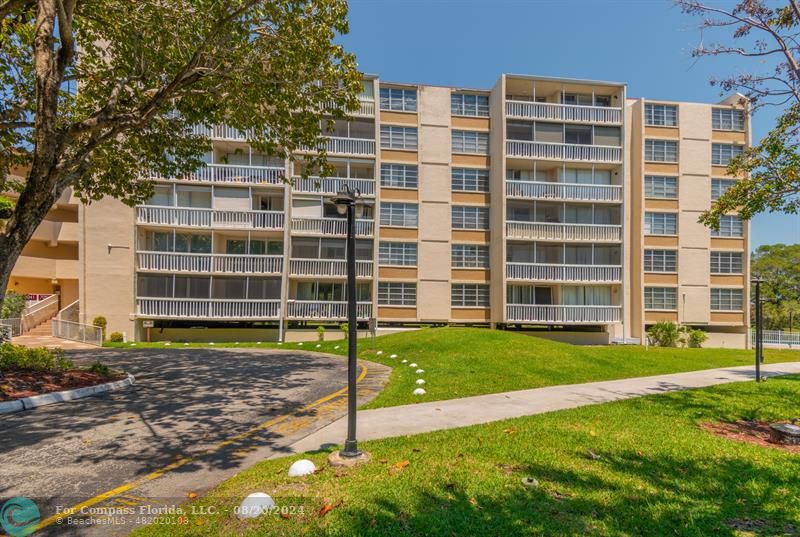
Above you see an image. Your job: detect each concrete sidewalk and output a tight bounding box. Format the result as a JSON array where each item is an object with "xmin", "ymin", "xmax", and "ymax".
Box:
[{"xmin": 287, "ymin": 361, "xmax": 800, "ymax": 454}]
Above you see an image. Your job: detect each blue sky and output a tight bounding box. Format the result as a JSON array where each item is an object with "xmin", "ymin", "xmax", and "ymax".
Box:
[{"xmin": 339, "ymin": 0, "xmax": 800, "ymax": 248}]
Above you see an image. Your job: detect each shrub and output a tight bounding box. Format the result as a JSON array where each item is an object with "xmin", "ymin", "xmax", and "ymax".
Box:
[
  {"xmin": 1, "ymin": 291, "xmax": 26, "ymax": 319},
  {"xmin": 317, "ymin": 325, "xmax": 326, "ymax": 341},
  {"xmin": 0, "ymin": 195, "xmax": 14, "ymax": 220},
  {"xmin": 647, "ymin": 321, "xmax": 681, "ymax": 347},
  {"xmin": 340, "ymin": 323, "xmax": 348, "ymax": 336},
  {"xmin": 688, "ymin": 328, "xmax": 708, "ymax": 348},
  {"xmin": 92, "ymin": 316, "xmax": 107, "ymax": 339},
  {"xmin": 0, "ymin": 344, "xmax": 72, "ymax": 372},
  {"xmin": 108, "ymin": 332, "xmax": 124, "ymax": 343},
  {"xmin": 88, "ymin": 361, "xmax": 111, "ymax": 376}
]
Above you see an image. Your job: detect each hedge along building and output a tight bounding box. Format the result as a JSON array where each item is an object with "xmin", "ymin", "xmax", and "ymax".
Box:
[{"xmin": 5, "ymin": 73, "xmax": 751, "ymax": 347}]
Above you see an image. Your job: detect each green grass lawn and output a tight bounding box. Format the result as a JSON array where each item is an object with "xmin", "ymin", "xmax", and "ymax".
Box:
[
  {"xmin": 105, "ymin": 327, "xmax": 800, "ymax": 409},
  {"xmin": 131, "ymin": 375, "xmax": 800, "ymax": 537}
]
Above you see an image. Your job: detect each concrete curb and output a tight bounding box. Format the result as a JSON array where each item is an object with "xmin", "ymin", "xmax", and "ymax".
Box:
[{"xmin": 1, "ymin": 373, "xmax": 135, "ymax": 415}]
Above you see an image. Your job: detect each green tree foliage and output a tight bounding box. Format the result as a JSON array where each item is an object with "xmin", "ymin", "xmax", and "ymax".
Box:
[
  {"xmin": 0, "ymin": 0, "xmax": 361, "ymax": 303},
  {"xmin": 752, "ymin": 243, "xmax": 800, "ymax": 329},
  {"xmin": 678, "ymin": 1, "xmax": 800, "ymax": 228}
]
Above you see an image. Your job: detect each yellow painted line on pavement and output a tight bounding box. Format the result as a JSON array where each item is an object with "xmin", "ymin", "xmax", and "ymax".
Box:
[{"xmin": 31, "ymin": 365, "xmax": 369, "ymax": 533}]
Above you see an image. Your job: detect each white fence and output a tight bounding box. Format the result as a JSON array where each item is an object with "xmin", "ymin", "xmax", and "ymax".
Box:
[
  {"xmin": 51, "ymin": 319, "xmax": 104, "ymax": 346},
  {"xmin": 289, "ymin": 259, "xmax": 374, "ymax": 278},
  {"xmin": 300, "ymin": 137, "xmax": 376, "ymax": 156},
  {"xmin": 754, "ymin": 330, "xmax": 800, "ymax": 348},
  {"xmin": 290, "ymin": 217, "xmax": 374, "ymax": 237},
  {"xmin": 506, "ymin": 221, "xmax": 622, "ymax": 242},
  {"xmin": 506, "ymin": 304, "xmax": 621, "ymax": 324},
  {"xmin": 506, "ymin": 180, "xmax": 622, "ymax": 202},
  {"xmin": 148, "ymin": 164, "xmax": 285, "ymax": 186},
  {"xmin": 0, "ymin": 318, "xmax": 21, "ymax": 337},
  {"xmin": 137, "ymin": 252, "xmax": 283, "ymax": 274},
  {"xmin": 286, "ymin": 301, "xmax": 372, "ymax": 320},
  {"xmin": 505, "ymin": 100, "xmax": 623, "ymax": 124},
  {"xmin": 506, "ymin": 263, "xmax": 621, "ymax": 282},
  {"xmin": 293, "ymin": 177, "xmax": 376, "ymax": 196},
  {"xmin": 136, "ymin": 207, "xmax": 284, "ymax": 230},
  {"xmin": 137, "ymin": 298, "xmax": 281, "ymax": 319},
  {"xmin": 506, "ymin": 140, "xmax": 622, "ymax": 163}
]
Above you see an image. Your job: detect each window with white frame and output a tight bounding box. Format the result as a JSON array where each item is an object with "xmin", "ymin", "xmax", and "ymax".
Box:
[
  {"xmin": 452, "ymin": 206, "xmax": 489, "ymax": 230},
  {"xmin": 452, "ymin": 168, "xmax": 489, "ymax": 192},
  {"xmin": 378, "ymin": 282, "xmax": 416, "ymax": 306},
  {"xmin": 711, "ymin": 288, "xmax": 743, "ymax": 310},
  {"xmin": 712, "ymin": 108, "xmax": 745, "ymax": 131},
  {"xmin": 645, "ymin": 104, "xmax": 678, "ymax": 127},
  {"xmin": 644, "ymin": 176, "xmax": 678, "ymax": 199},
  {"xmin": 644, "ymin": 212, "xmax": 678, "ymax": 235},
  {"xmin": 380, "ymin": 164, "xmax": 418, "ymax": 189},
  {"xmin": 378, "ymin": 242, "xmax": 417, "ymax": 266},
  {"xmin": 451, "ymin": 284, "xmax": 489, "ymax": 307},
  {"xmin": 380, "ymin": 125, "xmax": 418, "ymax": 150},
  {"xmin": 712, "ymin": 143, "xmax": 744, "ymax": 166},
  {"xmin": 644, "ymin": 249, "xmax": 677, "ymax": 272},
  {"xmin": 451, "ymin": 93, "xmax": 489, "ymax": 117},
  {"xmin": 380, "ymin": 202, "xmax": 418, "ymax": 227},
  {"xmin": 379, "ymin": 87, "xmax": 417, "ymax": 112},
  {"xmin": 645, "ymin": 139, "xmax": 678, "ymax": 162},
  {"xmin": 452, "ymin": 130, "xmax": 489, "ymax": 154},
  {"xmin": 711, "ymin": 215, "xmax": 743, "ymax": 237},
  {"xmin": 711, "ymin": 251, "xmax": 743, "ymax": 274},
  {"xmin": 644, "ymin": 287, "xmax": 677, "ymax": 310},
  {"xmin": 451, "ymin": 244, "xmax": 489, "ymax": 268},
  {"xmin": 711, "ymin": 179, "xmax": 737, "ymax": 201}
]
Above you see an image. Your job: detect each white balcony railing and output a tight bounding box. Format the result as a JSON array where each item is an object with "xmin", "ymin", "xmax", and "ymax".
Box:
[
  {"xmin": 286, "ymin": 300, "xmax": 372, "ymax": 320},
  {"xmin": 505, "ymin": 100, "xmax": 623, "ymax": 124},
  {"xmin": 300, "ymin": 136, "xmax": 376, "ymax": 156},
  {"xmin": 290, "ymin": 217, "xmax": 374, "ymax": 237},
  {"xmin": 293, "ymin": 177, "xmax": 376, "ymax": 196},
  {"xmin": 137, "ymin": 298, "xmax": 280, "ymax": 319},
  {"xmin": 289, "ymin": 258, "xmax": 374, "ymax": 278},
  {"xmin": 148, "ymin": 164, "xmax": 285, "ymax": 186},
  {"xmin": 136, "ymin": 206, "xmax": 284, "ymax": 230},
  {"xmin": 506, "ymin": 181, "xmax": 622, "ymax": 202},
  {"xmin": 506, "ymin": 304, "xmax": 622, "ymax": 324},
  {"xmin": 137, "ymin": 252, "xmax": 283, "ymax": 274},
  {"xmin": 191, "ymin": 124, "xmax": 253, "ymax": 142},
  {"xmin": 506, "ymin": 221, "xmax": 622, "ymax": 242},
  {"xmin": 506, "ymin": 140, "xmax": 622, "ymax": 163},
  {"xmin": 506, "ymin": 263, "xmax": 622, "ymax": 282},
  {"xmin": 323, "ymin": 99, "xmax": 376, "ymax": 117}
]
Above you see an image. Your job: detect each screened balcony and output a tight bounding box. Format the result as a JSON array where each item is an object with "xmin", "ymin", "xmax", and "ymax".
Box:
[
  {"xmin": 505, "ymin": 120, "xmax": 622, "ymax": 163},
  {"xmin": 506, "ymin": 263, "xmax": 621, "ymax": 282},
  {"xmin": 505, "ymin": 304, "xmax": 621, "ymax": 323},
  {"xmin": 137, "ymin": 298, "xmax": 280, "ymax": 319},
  {"xmin": 290, "ymin": 217, "xmax": 374, "ymax": 237},
  {"xmin": 147, "ymin": 164, "xmax": 285, "ymax": 186},
  {"xmin": 292, "ymin": 177, "xmax": 376, "ymax": 196},
  {"xmin": 285, "ymin": 301, "xmax": 372, "ymax": 320},
  {"xmin": 137, "ymin": 252, "xmax": 283, "ymax": 275},
  {"xmin": 505, "ymin": 100, "xmax": 622, "ymax": 125},
  {"xmin": 299, "ymin": 119, "xmax": 376, "ymax": 157},
  {"xmin": 505, "ymin": 283, "xmax": 620, "ymax": 324},
  {"xmin": 136, "ymin": 206, "xmax": 284, "ymax": 230},
  {"xmin": 505, "ymin": 202, "xmax": 622, "ymax": 242}
]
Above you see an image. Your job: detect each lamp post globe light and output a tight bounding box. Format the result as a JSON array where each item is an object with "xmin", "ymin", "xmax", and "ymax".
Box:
[{"xmin": 328, "ymin": 185, "xmax": 372, "ymax": 465}]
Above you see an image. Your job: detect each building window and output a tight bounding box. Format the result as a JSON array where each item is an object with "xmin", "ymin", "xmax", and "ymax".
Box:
[
  {"xmin": 711, "ymin": 215, "xmax": 743, "ymax": 237},
  {"xmin": 712, "ymin": 108, "xmax": 745, "ymax": 131},
  {"xmin": 711, "ymin": 179, "xmax": 736, "ymax": 201},
  {"xmin": 452, "ymin": 130, "xmax": 489, "ymax": 154},
  {"xmin": 645, "ymin": 104, "xmax": 678, "ymax": 127},
  {"xmin": 380, "ymin": 125, "xmax": 418, "ymax": 150},
  {"xmin": 380, "ymin": 164, "xmax": 418, "ymax": 189},
  {"xmin": 380, "ymin": 202, "xmax": 418, "ymax": 227},
  {"xmin": 711, "ymin": 251, "xmax": 743, "ymax": 274},
  {"xmin": 645, "ymin": 139, "xmax": 678, "ymax": 162},
  {"xmin": 712, "ymin": 143, "xmax": 744, "ymax": 166},
  {"xmin": 378, "ymin": 282, "xmax": 416, "ymax": 306},
  {"xmin": 379, "ymin": 87, "xmax": 417, "ymax": 112},
  {"xmin": 644, "ymin": 212, "xmax": 678, "ymax": 235},
  {"xmin": 378, "ymin": 242, "xmax": 417, "ymax": 266},
  {"xmin": 452, "ymin": 206, "xmax": 489, "ymax": 230},
  {"xmin": 451, "ymin": 168, "xmax": 489, "ymax": 192},
  {"xmin": 711, "ymin": 288, "xmax": 743, "ymax": 311},
  {"xmin": 644, "ymin": 249, "xmax": 677, "ymax": 272},
  {"xmin": 451, "ymin": 284, "xmax": 490, "ymax": 307},
  {"xmin": 645, "ymin": 287, "xmax": 677, "ymax": 310},
  {"xmin": 644, "ymin": 176, "xmax": 678, "ymax": 199},
  {"xmin": 451, "ymin": 93, "xmax": 489, "ymax": 117},
  {"xmin": 452, "ymin": 244, "xmax": 489, "ymax": 268}
]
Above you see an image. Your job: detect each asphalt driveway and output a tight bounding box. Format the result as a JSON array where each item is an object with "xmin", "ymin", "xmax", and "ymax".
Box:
[{"xmin": 0, "ymin": 348, "xmax": 389, "ymax": 536}]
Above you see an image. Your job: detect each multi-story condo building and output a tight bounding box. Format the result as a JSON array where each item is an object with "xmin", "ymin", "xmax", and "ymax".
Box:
[{"xmin": 6, "ymin": 73, "xmax": 751, "ymax": 347}]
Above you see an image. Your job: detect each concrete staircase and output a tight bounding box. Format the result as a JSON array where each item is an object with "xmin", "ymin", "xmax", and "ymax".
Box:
[{"xmin": 25, "ymin": 318, "xmax": 53, "ymax": 336}]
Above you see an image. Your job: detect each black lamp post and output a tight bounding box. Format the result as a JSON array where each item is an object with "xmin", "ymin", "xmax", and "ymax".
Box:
[
  {"xmin": 752, "ymin": 276, "xmax": 763, "ymax": 381},
  {"xmin": 329, "ymin": 185, "xmax": 370, "ymax": 459}
]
